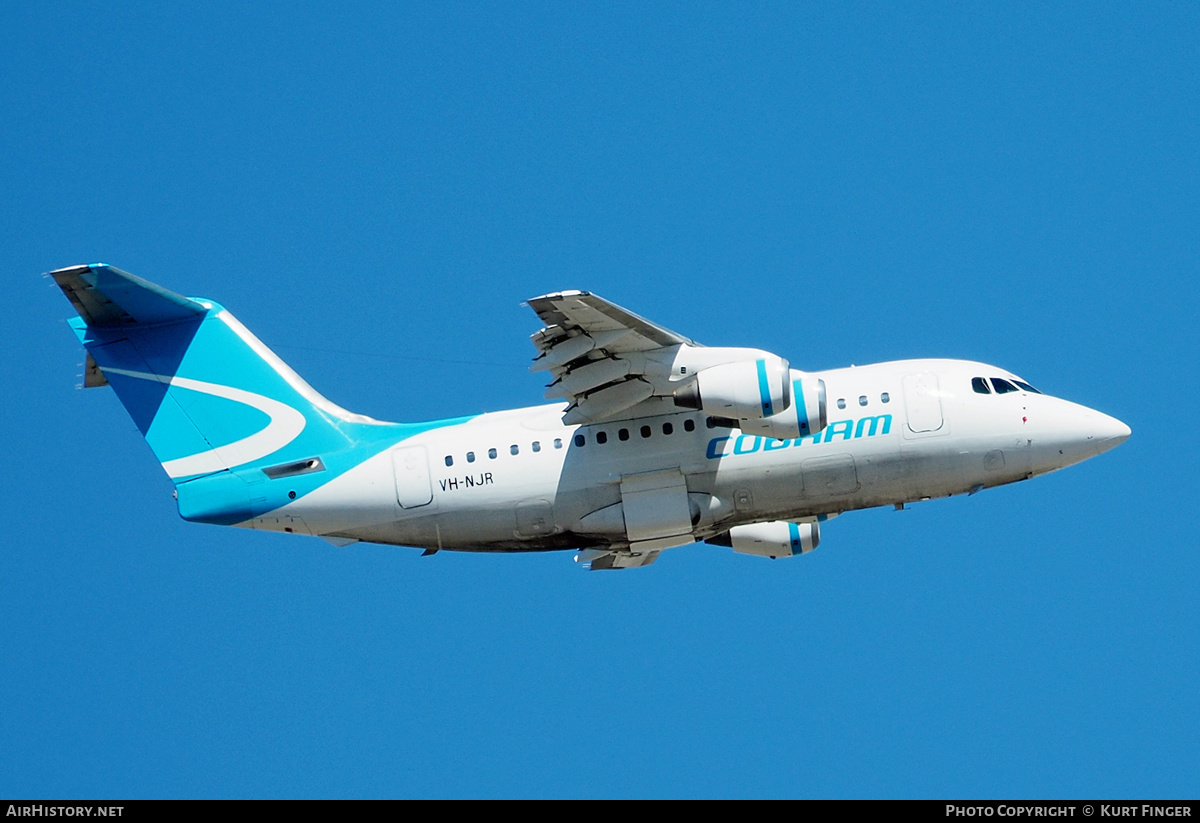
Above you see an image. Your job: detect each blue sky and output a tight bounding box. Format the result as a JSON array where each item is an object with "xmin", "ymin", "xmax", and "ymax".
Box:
[{"xmin": 3, "ymin": 3, "xmax": 1197, "ymax": 798}]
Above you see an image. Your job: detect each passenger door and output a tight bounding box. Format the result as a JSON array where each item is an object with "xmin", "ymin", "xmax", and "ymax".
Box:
[
  {"xmin": 902, "ymin": 373, "xmax": 945, "ymax": 435},
  {"xmin": 392, "ymin": 446, "xmax": 433, "ymax": 508}
]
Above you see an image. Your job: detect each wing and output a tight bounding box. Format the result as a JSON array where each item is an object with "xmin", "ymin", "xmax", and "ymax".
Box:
[
  {"xmin": 527, "ymin": 290, "xmax": 697, "ymax": 353},
  {"xmin": 526, "ymin": 290, "xmax": 699, "ymax": 424}
]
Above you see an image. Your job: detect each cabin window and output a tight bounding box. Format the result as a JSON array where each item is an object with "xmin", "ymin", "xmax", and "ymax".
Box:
[
  {"xmin": 619, "ymin": 428, "xmax": 630, "ymax": 441},
  {"xmin": 837, "ymin": 398, "xmax": 846, "ymax": 410},
  {"xmin": 641, "ymin": 425, "xmax": 651, "ymax": 438},
  {"xmin": 466, "ymin": 451, "xmax": 476, "ymax": 463},
  {"xmin": 532, "ymin": 441, "xmax": 541, "ymax": 452},
  {"xmin": 444, "ymin": 455, "xmax": 453, "ymax": 467},
  {"xmin": 663, "ymin": 422, "xmax": 674, "ymax": 435},
  {"xmin": 972, "ymin": 377, "xmax": 991, "ymax": 394},
  {"xmin": 684, "ymin": 419, "xmax": 695, "ymax": 432},
  {"xmin": 596, "ymin": 431, "xmax": 608, "ymax": 444},
  {"xmin": 573, "ymin": 434, "xmax": 585, "ymax": 447},
  {"xmin": 510, "ymin": 444, "xmax": 519, "ymax": 455},
  {"xmin": 554, "ymin": 438, "xmax": 563, "ymax": 449},
  {"xmin": 859, "ymin": 395, "xmax": 868, "ymax": 407},
  {"xmin": 881, "ymin": 392, "xmax": 890, "ymax": 403},
  {"xmin": 706, "ymin": 417, "xmax": 717, "ymax": 429},
  {"xmin": 488, "ymin": 447, "xmax": 498, "ymax": 459},
  {"xmin": 991, "ymin": 378, "xmax": 1019, "ymax": 394}
]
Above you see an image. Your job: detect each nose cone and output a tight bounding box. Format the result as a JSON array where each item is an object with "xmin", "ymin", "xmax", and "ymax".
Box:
[
  {"xmin": 1088, "ymin": 411, "xmax": 1131, "ymax": 457},
  {"xmin": 1026, "ymin": 401, "xmax": 1130, "ymax": 474}
]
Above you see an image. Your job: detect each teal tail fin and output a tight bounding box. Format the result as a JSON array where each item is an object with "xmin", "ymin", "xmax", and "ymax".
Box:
[{"xmin": 51, "ymin": 264, "xmax": 398, "ymax": 524}]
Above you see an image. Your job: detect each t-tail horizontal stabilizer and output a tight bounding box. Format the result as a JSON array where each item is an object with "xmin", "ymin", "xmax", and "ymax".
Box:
[{"xmin": 51, "ymin": 264, "xmax": 208, "ymax": 327}]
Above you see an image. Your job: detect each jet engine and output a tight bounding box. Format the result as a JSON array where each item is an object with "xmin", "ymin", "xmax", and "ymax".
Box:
[
  {"xmin": 673, "ymin": 356, "xmax": 791, "ymax": 420},
  {"xmin": 737, "ymin": 376, "xmax": 827, "ymax": 440},
  {"xmin": 707, "ymin": 521, "xmax": 820, "ymax": 558}
]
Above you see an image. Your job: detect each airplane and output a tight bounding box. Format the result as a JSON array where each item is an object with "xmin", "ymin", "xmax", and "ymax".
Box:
[{"xmin": 50, "ymin": 263, "xmax": 1131, "ymax": 570}]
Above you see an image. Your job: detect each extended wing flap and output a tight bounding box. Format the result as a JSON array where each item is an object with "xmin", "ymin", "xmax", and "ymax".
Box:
[
  {"xmin": 575, "ymin": 548, "xmax": 662, "ymax": 571},
  {"xmin": 526, "ymin": 291, "xmax": 700, "ymax": 424}
]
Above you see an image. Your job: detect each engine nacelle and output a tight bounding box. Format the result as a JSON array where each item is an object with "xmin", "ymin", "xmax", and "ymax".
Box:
[
  {"xmin": 737, "ymin": 375, "xmax": 827, "ymax": 440},
  {"xmin": 708, "ymin": 521, "xmax": 820, "ymax": 558},
  {"xmin": 673, "ymin": 356, "xmax": 791, "ymax": 420}
]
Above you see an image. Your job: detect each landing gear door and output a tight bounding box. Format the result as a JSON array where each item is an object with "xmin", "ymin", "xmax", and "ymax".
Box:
[
  {"xmin": 902, "ymin": 373, "xmax": 945, "ymax": 435},
  {"xmin": 393, "ymin": 446, "xmax": 433, "ymax": 508},
  {"xmin": 620, "ymin": 469, "xmax": 693, "ymax": 543}
]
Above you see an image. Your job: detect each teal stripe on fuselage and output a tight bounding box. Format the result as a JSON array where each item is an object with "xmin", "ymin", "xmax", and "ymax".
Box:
[{"xmin": 174, "ymin": 414, "xmax": 475, "ymax": 525}]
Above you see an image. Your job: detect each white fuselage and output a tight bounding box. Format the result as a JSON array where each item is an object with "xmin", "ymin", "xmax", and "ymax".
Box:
[{"xmin": 245, "ymin": 358, "xmax": 1129, "ymax": 554}]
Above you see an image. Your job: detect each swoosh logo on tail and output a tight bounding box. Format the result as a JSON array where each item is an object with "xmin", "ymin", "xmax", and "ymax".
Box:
[{"xmin": 104, "ymin": 368, "xmax": 307, "ymax": 478}]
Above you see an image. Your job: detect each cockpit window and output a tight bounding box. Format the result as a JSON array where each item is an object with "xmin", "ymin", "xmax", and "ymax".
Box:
[
  {"xmin": 991, "ymin": 378, "xmax": 1019, "ymax": 394},
  {"xmin": 1013, "ymin": 380, "xmax": 1042, "ymax": 394},
  {"xmin": 972, "ymin": 377, "xmax": 991, "ymax": 394}
]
